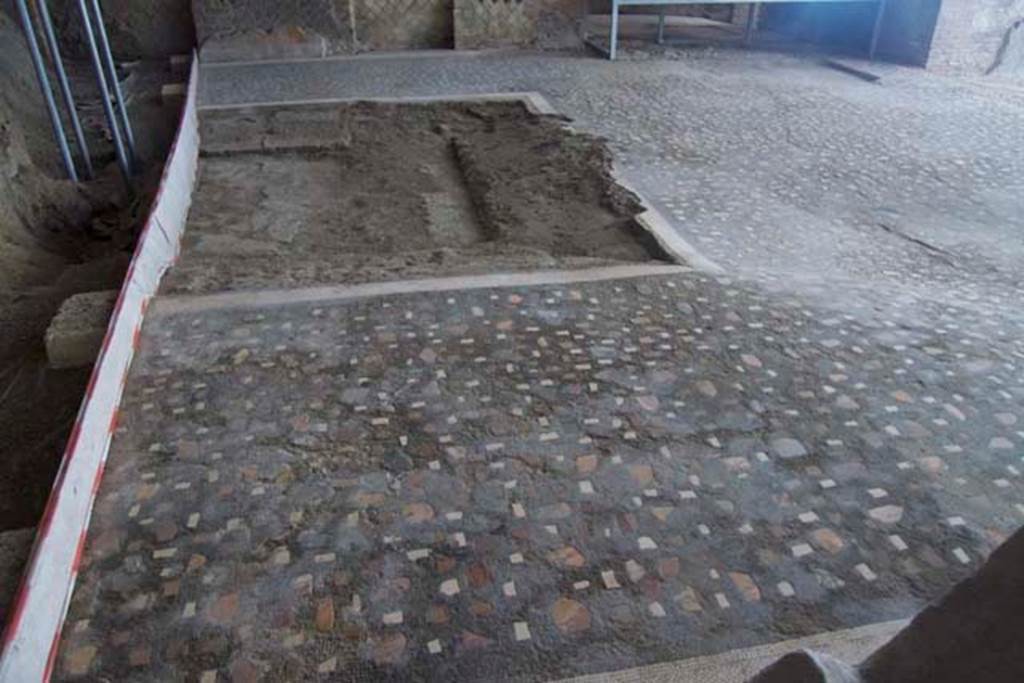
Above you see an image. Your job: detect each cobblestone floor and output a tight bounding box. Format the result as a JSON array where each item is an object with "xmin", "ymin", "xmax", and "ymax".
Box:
[
  {"xmin": 52, "ymin": 49, "xmax": 1024, "ymax": 681},
  {"xmin": 58, "ymin": 270, "xmax": 1024, "ymax": 681}
]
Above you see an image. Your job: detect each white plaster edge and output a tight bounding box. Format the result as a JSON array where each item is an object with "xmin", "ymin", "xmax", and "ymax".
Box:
[
  {"xmin": 198, "ymin": 90, "xmax": 558, "ymax": 115},
  {"xmin": 152, "ymin": 264, "xmax": 692, "ymax": 317},
  {"xmin": 636, "ymin": 204, "xmax": 724, "ymax": 275},
  {"xmin": 200, "ymin": 47, "xmax": 522, "ymax": 69},
  {"xmin": 608, "ymin": 164, "xmax": 724, "ymax": 275}
]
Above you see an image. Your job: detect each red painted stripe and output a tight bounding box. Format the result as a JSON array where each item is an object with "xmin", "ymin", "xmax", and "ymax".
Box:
[
  {"xmin": 43, "ymin": 627, "xmax": 61, "ymax": 682},
  {"xmin": 90, "ymin": 460, "xmax": 108, "ymax": 499},
  {"xmin": 108, "ymin": 408, "xmax": 121, "ymax": 434},
  {"xmin": 71, "ymin": 529, "xmax": 89, "ymax": 575},
  {"xmin": 0, "ymin": 54, "xmax": 200, "ymax": 671}
]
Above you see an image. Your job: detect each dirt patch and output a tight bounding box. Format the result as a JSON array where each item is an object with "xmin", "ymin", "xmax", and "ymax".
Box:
[{"xmin": 162, "ymin": 100, "xmax": 672, "ymax": 295}]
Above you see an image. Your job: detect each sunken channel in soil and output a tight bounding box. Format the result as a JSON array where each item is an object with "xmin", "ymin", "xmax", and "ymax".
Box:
[{"xmin": 161, "ymin": 100, "xmax": 674, "ymax": 295}]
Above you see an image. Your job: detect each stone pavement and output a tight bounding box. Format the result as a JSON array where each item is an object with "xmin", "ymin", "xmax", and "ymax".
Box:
[
  {"xmin": 52, "ymin": 49, "xmax": 1024, "ymax": 681},
  {"xmin": 56, "ymin": 267, "xmax": 1024, "ymax": 680},
  {"xmin": 201, "ymin": 49, "xmax": 1024, "ymax": 325}
]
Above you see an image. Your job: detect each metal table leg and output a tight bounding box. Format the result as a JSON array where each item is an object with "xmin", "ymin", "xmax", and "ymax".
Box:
[
  {"xmin": 744, "ymin": 2, "xmax": 760, "ymax": 46},
  {"xmin": 869, "ymin": 0, "xmax": 888, "ymax": 60},
  {"xmin": 609, "ymin": 0, "xmax": 620, "ymax": 60}
]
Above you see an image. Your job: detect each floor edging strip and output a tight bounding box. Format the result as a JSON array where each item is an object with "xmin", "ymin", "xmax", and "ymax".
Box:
[{"xmin": 153, "ymin": 264, "xmax": 692, "ymax": 316}]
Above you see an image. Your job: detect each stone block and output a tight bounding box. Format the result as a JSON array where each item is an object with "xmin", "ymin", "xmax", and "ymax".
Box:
[
  {"xmin": 161, "ymin": 83, "xmax": 186, "ymax": 104},
  {"xmin": 45, "ymin": 290, "xmax": 118, "ymax": 370}
]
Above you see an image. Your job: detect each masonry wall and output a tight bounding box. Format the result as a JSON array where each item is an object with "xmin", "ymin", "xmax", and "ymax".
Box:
[
  {"xmin": 191, "ymin": 0, "xmax": 452, "ymax": 61},
  {"xmin": 454, "ymin": 0, "xmax": 580, "ymax": 50},
  {"xmin": 927, "ymin": 0, "xmax": 1024, "ymax": 75}
]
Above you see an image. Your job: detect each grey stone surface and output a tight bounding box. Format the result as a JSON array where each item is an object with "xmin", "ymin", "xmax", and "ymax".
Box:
[
  {"xmin": 991, "ymin": 19, "xmax": 1024, "ymax": 78},
  {"xmin": 929, "ymin": 0, "xmax": 1024, "ymax": 75},
  {"xmin": 45, "ymin": 290, "xmax": 117, "ymax": 369},
  {"xmin": 771, "ymin": 438, "xmax": 808, "ymax": 460}
]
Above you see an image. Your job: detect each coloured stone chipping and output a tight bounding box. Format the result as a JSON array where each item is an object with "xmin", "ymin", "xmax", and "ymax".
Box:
[{"xmin": 56, "ymin": 272, "xmax": 1022, "ymax": 680}]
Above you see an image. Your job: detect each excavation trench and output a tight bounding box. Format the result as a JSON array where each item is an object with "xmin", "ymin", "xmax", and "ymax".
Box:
[{"xmin": 162, "ymin": 100, "xmax": 673, "ymax": 295}]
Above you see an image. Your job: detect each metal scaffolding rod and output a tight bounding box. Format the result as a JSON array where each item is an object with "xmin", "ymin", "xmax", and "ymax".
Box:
[
  {"xmin": 15, "ymin": 0, "xmax": 78, "ymax": 182},
  {"xmin": 88, "ymin": 0, "xmax": 137, "ymax": 163},
  {"xmin": 75, "ymin": 0, "xmax": 132, "ymax": 183},
  {"xmin": 36, "ymin": 0, "xmax": 94, "ymax": 179}
]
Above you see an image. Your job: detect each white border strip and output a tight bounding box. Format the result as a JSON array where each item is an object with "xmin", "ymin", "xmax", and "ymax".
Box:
[
  {"xmin": 200, "ymin": 47, "xmax": 519, "ymax": 69},
  {"xmin": 153, "ymin": 264, "xmax": 691, "ymax": 316},
  {"xmin": 198, "ymin": 90, "xmax": 558, "ymax": 116},
  {"xmin": 0, "ymin": 53, "xmax": 201, "ymax": 683}
]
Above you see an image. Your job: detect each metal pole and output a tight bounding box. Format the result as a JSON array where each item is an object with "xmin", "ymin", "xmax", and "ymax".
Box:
[
  {"xmin": 36, "ymin": 0, "xmax": 94, "ymax": 179},
  {"xmin": 75, "ymin": 0, "xmax": 132, "ymax": 183},
  {"xmin": 609, "ymin": 0, "xmax": 619, "ymax": 60},
  {"xmin": 88, "ymin": 0, "xmax": 136, "ymax": 162},
  {"xmin": 15, "ymin": 0, "xmax": 78, "ymax": 181},
  {"xmin": 744, "ymin": 2, "xmax": 760, "ymax": 46},
  {"xmin": 868, "ymin": 0, "xmax": 888, "ymax": 61},
  {"xmin": 657, "ymin": 11, "xmax": 666, "ymax": 45}
]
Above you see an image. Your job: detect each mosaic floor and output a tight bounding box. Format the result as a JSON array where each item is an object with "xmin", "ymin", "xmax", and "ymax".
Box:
[
  {"xmin": 56, "ymin": 270, "xmax": 1024, "ymax": 681},
  {"xmin": 50, "ymin": 48, "xmax": 1024, "ymax": 682}
]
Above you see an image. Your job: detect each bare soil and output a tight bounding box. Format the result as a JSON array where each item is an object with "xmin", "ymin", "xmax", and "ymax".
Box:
[{"xmin": 162, "ymin": 100, "xmax": 672, "ymax": 295}]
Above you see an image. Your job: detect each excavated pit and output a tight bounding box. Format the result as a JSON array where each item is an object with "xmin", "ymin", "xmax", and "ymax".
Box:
[{"xmin": 161, "ymin": 100, "xmax": 674, "ymax": 295}]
